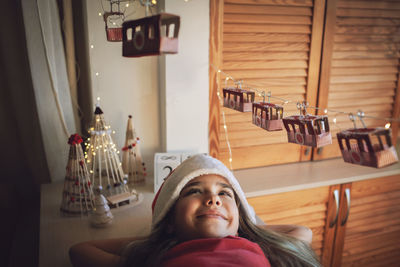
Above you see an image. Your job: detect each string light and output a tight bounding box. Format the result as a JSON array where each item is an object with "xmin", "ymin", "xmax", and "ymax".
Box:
[
  {"xmin": 98, "ymin": 12, "xmax": 102, "ymax": 16},
  {"xmin": 385, "ymin": 123, "xmax": 391, "ymax": 129},
  {"xmin": 95, "ymin": 72, "xmax": 99, "ymax": 76},
  {"xmin": 90, "ymin": 44, "xmax": 94, "ymax": 49}
]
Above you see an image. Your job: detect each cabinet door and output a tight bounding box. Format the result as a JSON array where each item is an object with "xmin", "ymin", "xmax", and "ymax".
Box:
[
  {"xmin": 338, "ymin": 175, "xmax": 400, "ymax": 266},
  {"xmin": 247, "ymin": 186, "xmax": 330, "ymax": 259},
  {"xmin": 209, "ymin": 0, "xmax": 326, "ymax": 169},
  {"xmin": 314, "ymin": 0, "xmax": 400, "ymax": 160}
]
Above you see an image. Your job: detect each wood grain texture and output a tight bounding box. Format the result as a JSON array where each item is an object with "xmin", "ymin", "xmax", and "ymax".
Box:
[
  {"xmin": 248, "ymin": 186, "xmax": 330, "ymax": 260},
  {"xmin": 314, "ymin": 0, "xmax": 400, "ymax": 161},
  {"xmin": 209, "ymin": 0, "xmax": 324, "ymax": 169},
  {"xmin": 340, "ymin": 175, "xmax": 400, "ymax": 267},
  {"xmin": 208, "ymin": 0, "xmax": 223, "ymax": 159}
]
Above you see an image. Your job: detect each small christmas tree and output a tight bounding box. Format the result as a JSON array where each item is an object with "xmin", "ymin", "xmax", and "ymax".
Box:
[
  {"xmin": 60, "ymin": 134, "xmax": 95, "ymax": 216},
  {"xmin": 122, "ymin": 115, "xmax": 147, "ymax": 185},
  {"xmin": 85, "ymin": 105, "xmax": 130, "ymax": 198},
  {"xmin": 90, "ymin": 194, "xmax": 113, "ymax": 227}
]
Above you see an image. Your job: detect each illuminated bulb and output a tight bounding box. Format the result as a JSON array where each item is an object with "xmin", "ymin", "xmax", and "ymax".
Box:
[
  {"xmin": 87, "ymin": 160, "xmax": 90, "ymax": 163},
  {"xmin": 223, "ymin": 125, "xmax": 227, "ymax": 129},
  {"xmin": 85, "ymin": 155, "xmax": 88, "ymax": 158},
  {"xmin": 98, "ymin": 12, "xmax": 102, "ymax": 16},
  {"xmin": 93, "ymin": 152, "xmax": 96, "ymax": 156},
  {"xmin": 152, "ymin": 0, "xmax": 157, "ymax": 4},
  {"xmin": 324, "ymin": 109, "xmax": 328, "ymax": 114},
  {"xmin": 385, "ymin": 123, "xmax": 391, "ymax": 129},
  {"xmin": 96, "ymin": 119, "xmax": 100, "ymax": 122},
  {"xmin": 90, "ymin": 44, "xmax": 94, "ymax": 49},
  {"xmin": 229, "ymin": 158, "xmax": 232, "ymax": 162},
  {"xmin": 284, "ymin": 100, "xmax": 289, "ymax": 104},
  {"xmin": 97, "ymin": 97, "xmax": 100, "ymax": 101},
  {"xmin": 218, "ymin": 70, "xmax": 221, "ymax": 73},
  {"xmin": 90, "ymin": 170, "xmax": 93, "ymax": 173},
  {"xmin": 117, "ymin": 151, "xmax": 120, "ymax": 154},
  {"xmin": 112, "ymin": 131, "xmax": 116, "ymax": 134},
  {"xmin": 119, "ymin": 163, "xmax": 122, "ymax": 166},
  {"xmin": 125, "ymin": 3, "xmax": 129, "ymax": 7},
  {"xmin": 333, "ymin": 118, "xmax": 337, "ymax": 124},
  {"xmin": 113, "ymin": 22, "xmax": 116, "ymax": 25},
  {"xmin": 95, "ymin": 72, "xmax": 99, "ymax": 76},
  {"xmin": 217, "ymin": 92, "xmax": 220, "ymax": 96},
  {"xmin": 104, "ymin": 149, "xmax": 107, "ymax": 152},
  {"xmin": 88, "ymin": 138, "xmax": 90, "ymax": 141},
  {"xmin": 225, "ymin": 77, "xmax": 229, "ymax": 81}
]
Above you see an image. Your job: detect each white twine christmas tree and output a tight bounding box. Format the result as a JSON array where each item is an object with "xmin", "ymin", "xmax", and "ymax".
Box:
[
  {"xmin": 122, "ymin": 115, "xmax": 147, "ymax": 185},
  {"xmin": 85, "ymin": 105, "xmax": 130, "ymax": 198},
  {"xmin": 90, "ymin": 194, "xmax": 113, "ymax": 227},
  {"xmin": 60, "ymin": 134, "xmax": 95, "ymax": 216}
]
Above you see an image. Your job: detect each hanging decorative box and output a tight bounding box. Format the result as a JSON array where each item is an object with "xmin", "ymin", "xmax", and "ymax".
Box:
[
  {"xmin": 222, "ymin": 87, "xmax": 255, "ymax": 112},
  {"xmin": 123, "ymin": 13, "xmax": 180, "ymax": 57},
  {"xmin": 337, "ymin": 128, "xmax": 398, "ymax": 168},
  {"xmin": 103, "ymin": 12, "xmax": 124, "ymax": 42},
  {"xmin": 252, "ymin": 102, "xmax": 283, "ymax": 131},
  {"xmin": 283, "ymin": 115, "xmax": 332, "ymax": 147}
]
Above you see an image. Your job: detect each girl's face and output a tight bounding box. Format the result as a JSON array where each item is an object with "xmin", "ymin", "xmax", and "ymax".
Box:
[{"xmin": 172, "ymin": 174, "xmax": 239, "ymax": 242}]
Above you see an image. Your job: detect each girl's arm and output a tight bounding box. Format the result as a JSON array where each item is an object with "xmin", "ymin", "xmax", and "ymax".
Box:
[
  {"xmin": 262, "ymin": 224, "xmax": 313, "ymax": 244},
  {"xmin": 69, "ymin": 237, "xmax": 142, "ymax": 267}
]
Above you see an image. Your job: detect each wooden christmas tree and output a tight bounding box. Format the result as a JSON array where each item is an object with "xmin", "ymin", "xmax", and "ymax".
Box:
[
  {"xmin": 60, "ymin": 134, "xmax": 95, "ymax": 216},
  {"xmin": 85, "ymin": 105, "xmax": 133, "ymax": 205},
  {"xmin": 122, "ymin": 115, "xmax": 147, "ymax": 185}
]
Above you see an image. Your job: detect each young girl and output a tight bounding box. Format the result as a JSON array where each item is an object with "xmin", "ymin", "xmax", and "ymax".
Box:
[{"xmin": 70, "ymin": 154, "xmax": 321, "ymax": 267}]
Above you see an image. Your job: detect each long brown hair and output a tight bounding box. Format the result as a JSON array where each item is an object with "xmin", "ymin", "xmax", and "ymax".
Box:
[{"xmin": 121, "ymin": 193, "xmax": 321, "ymax": 267}]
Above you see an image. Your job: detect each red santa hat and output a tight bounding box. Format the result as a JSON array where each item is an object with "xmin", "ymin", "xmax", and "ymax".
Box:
[{"xmin": 151, "ymin": 154, "xmax": 256, "ymax": 227}]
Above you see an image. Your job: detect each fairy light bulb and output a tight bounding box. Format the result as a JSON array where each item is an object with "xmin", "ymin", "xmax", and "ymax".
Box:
[
  {"xmin": 218, "ymin": 70, "xmax": 221, "ymax": 73},
  {"xmin": 217, "ymin": 91, "xmax": 220, "ymax": 96},
  {"xmin": 333, "ymin": 118, "xmax": 337, "ymax": 124},
  {"xmin": 225, "ymin": 77, "xmax": 229, "ymax": 81},
  {"xmin": 324, "ymin": 109, "xmax": 328, "ymax": 114},
  {"xmin": 90, "ymin": 44, "xmax": 94, "ymax": 49},
  {"xmin": 229, "ymin": 158, "xmax": 232, "ymax": 163},
  {"xmin": 95, "ymin": 72, "xmax": 99, "ymax": 76},
  {"xmin": 223, "ymin": 125, "xmax": 227, "ymax": 129},
  {"xmin": 385, "ymin": 123, "xmax": 391, "ymax": 129},
  {"xmin": 98, "ymin": 12, "xmax": 102, "ymax": 16},
  {"xmin": 125, "ymin": 3, "xmax": 129, "ymax": 7}
]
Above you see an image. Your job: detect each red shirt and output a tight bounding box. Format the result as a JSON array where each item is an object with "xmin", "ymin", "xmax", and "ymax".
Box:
[{"xmin": 162, "ymin": 236, "xmax": 271, "ymax": 267}]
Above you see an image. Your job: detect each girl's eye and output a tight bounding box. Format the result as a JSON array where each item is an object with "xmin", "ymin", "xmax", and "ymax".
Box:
[
  {"xmin": 184, "ymin": 188, "xmax": 201, "ymax": 196},
  {"xmin": 219, "ymin": 190, "xmax": 233, "ymax": 198}
]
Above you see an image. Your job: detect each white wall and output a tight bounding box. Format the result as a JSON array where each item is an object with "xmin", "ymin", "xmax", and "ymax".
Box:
[{"xmin": 86, "ymin": 0, "xmax": 209, "ymax": 178}]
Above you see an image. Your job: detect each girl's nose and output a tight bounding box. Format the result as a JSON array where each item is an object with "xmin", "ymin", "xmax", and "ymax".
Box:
[{"xmin": 206, "ymin": 194, "xmax": 221, "ymax": 206}]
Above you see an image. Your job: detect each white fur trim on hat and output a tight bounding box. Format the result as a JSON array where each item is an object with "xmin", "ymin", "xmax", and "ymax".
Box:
[{"xmin": 151, "ymin": 154, "xmax": 256, "ymax": 228}]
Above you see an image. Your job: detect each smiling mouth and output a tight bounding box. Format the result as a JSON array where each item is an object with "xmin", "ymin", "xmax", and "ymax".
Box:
[{"xmin": 197, "ymin": 212, "xmax": 227, "ymax": 220}]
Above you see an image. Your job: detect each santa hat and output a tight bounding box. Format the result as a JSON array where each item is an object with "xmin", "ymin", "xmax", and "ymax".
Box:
[{"xmin": 151, "ymin": 154, "xmax": 256, "ymax": 228}]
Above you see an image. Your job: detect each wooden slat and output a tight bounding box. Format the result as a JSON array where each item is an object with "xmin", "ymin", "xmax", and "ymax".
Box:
[
  {"xmin": 224, "ymin": 23, "xmax": 311, "ymax": 34},
  {"xmin": 336, "ymin": 8, "xmax": 400, "ymax": 18},
  {"xmin": 223, "ymin": 42, "xmax": 310, "ymax": 52},
  {"xmin": 224, "ymin": 4, "xmax": 313, "ymax": 16},
  {"xmin": 224, "ymin": 14, "xmax": 312, "ymax": 25},
  {"xmin": 337, "ymin": 0, "xmax": 400, "ymax": 10},
  {"xmin": 224, "ymin": 0, "xmax": 313, "ymax": 7},
  {"xmin": 224, "ymin": 33, "xmax": 310, "ymax": 43},
  {"xmin": 223, "ymin": 59, "xmax": 308, "ymax": 70}
]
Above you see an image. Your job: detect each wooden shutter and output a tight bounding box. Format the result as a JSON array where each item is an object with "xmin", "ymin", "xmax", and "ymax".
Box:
[
  {"xmin": 248, "ymin": 186, "xmax": 330, "ymax": 260},
  {"xmin": 314, "ymin": 0, "xmax": 400, "ymax": 160},
  {"xmin": 209, "ymin": 0, "xmax": 326, "ymax": 169}
]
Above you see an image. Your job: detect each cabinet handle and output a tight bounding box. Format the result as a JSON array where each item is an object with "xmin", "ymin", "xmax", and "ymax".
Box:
[
  {"xmin": 330, "ymin": 189, "xmax": 340, "ymax": 228},
  {"xmin": 341, "ymin": 188, "xmax": 351, "ymax": 226}
]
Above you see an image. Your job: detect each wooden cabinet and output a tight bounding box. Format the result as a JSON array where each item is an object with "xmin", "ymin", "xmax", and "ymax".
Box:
[
  {"xmin": 247, "ymin": 175, "xmax": 400, "ymax": 266},
  {"xmin": 209, "ymin": 0, "xmax": 400, "ymax": 170}
]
